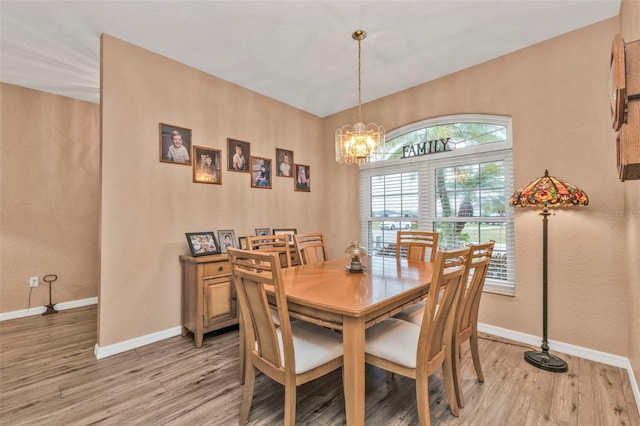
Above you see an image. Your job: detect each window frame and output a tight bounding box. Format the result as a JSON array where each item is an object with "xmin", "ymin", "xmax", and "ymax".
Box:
[{"xmin": 359, "ymin": 114, "xmax": 515, "ymax": 294}]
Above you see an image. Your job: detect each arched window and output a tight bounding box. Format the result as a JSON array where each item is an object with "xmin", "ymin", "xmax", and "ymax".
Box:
[{"xmin": 359, "ymin": 114, "xmax": 515, "ymax": 293}]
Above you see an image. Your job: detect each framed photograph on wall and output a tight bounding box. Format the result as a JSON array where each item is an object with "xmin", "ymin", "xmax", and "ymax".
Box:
[
  {"xmin": 185, "ymin": 232, "xmax": 220, "ymax": 256},
  {"xmin": 276, "ymin": 148, "xmax": 294, "ymax": 177},
  {"xmin": 250, "ymin": 156, "xmax": 272, "ymax": 189},
  {"xmin": 193, "ymin": 146, "xmax": 221, "ymax": 184},
  {"xmin": 160, "ymin": 123, "xmax": 192, "ymax": 165},
  {"xmin": 294, "ymin": 163, "xmax": 310, "ymax": 192},
  {"xmin": 217, "ymin": 229, "xmax": 236, "ymax": 253},
  {"xmin": 227, "ymin": 138, "xmax": 250, "ymax": 172},
  {"xmin": 273, "ymin": 228, "xmax": 297, "ymax": 246}
]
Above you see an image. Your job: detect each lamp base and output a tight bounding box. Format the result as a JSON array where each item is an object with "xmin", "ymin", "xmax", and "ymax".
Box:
[
  {"xmin": 524, "ymin": 350, "xmax": 568, "ymax": 373},
  {"xmin": 42, "ymin": 304, "xmax": 58, "ymax": 316}
]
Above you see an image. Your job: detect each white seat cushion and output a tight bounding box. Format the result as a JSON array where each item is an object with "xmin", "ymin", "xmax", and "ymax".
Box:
[
  {"xmin": 365, "ymin": 318, "xmax": 420, "ymax": 369},
  {"xmin": 393, "ymin": 301, "xmax": 425, "ymax": 326},
  {"xmin": 276, "ymin": 321, "xmax": 343, "ymax": 374}
]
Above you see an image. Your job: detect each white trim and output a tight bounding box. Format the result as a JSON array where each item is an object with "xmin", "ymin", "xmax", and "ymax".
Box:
[
  {"xmin": 479, "ymin": 322, "xmax": 640, "ymax": 416},
  {"xmin": 94, "ymin": 326, "xmax": 182, "ymax": 359},
  {"xmin": 0, "ymin": 297, "xmax": 98, "ymax": 321}
]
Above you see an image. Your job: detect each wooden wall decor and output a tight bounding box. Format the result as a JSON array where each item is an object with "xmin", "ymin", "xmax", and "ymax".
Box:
[{"xmin": 612, "ymin": 35, "xmax": 640, "ymax": 181}]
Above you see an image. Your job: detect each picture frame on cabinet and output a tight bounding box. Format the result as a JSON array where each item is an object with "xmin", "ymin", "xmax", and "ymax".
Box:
[
  {"xmin": 217, "ymin": 229, "xmax": 236, "ymax": 253},
  {"xmin": 227, "ymin": 138, "xmax": 251, "ymax": 172},
  {"xmin": 193, "ymin": 146, "xmax": 222, "ymax": 184},
  {"xmin": 255, "ymin": 228, "xmax": 270, "ymax": 238},
  {"xmin": 272, "ymin": 228, "xmax": 297, "ymax": 246},
  {"xmin": 160, "ymin": 123, "xmax": 192, "ymax": 165},
  {"xmin": 238, "ymin": 236, "xmax": 248, "ymax": 250},
  {"xmin": 185, "ymin": 232, "xmax": 220, "ymax": 256},
  {"xmin": 276, "ymin": 148, "xmax": 294, "ymax": 177}
]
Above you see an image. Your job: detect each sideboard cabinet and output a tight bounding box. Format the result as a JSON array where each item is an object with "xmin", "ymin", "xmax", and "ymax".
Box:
[{"xmin": 180, "ymin": 253, "xmax": 238, "ymax": 347}]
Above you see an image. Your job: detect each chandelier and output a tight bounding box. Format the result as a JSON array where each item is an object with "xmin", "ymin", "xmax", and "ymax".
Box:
[{"xmin": 335, "ymin": 30, "xmax": 385, "ymax": 165}]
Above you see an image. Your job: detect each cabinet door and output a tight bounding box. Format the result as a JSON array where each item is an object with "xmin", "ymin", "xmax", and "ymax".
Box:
[{"xmin": 203, "ymin": 277, "xmax": 236, "ymax": 327}]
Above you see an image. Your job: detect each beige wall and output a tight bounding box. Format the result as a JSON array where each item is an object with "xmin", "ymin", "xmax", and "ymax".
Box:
[
  {"xmin": 99, "ymin": 35, "xmax": 333, "ymax": 346},
  {"xmin": 620, "ymin": 0, "xmax": 640, "ymax": 390},
  {"xmin": 0, "ymin": 83, "xmax": 100, "ymax": 313}
]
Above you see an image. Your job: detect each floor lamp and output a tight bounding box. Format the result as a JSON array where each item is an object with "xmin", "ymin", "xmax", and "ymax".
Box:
[{"xmin": 510, "ymin": 170, "xmax": 589, "ymax": 372}]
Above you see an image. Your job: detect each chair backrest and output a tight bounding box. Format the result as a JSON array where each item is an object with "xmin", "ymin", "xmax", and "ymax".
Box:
[
  {"xmin": 417, "ymin": 247, "xmax": 470, "ymax": 365},
  {"xmin": 396, "ymin": 231, "xmax": 439, "ymax": 262},
  {"xmin": 246, "ymin": 234, "xmax": 292, "ymax": 268},
  {"xmin": 456, "ymin": 241, "xmax": 495, "ymax": 336},
  {"xmin": 227, "ymin": 247, "xmax": 294, "ymax": 373},
  {"xmin": 293, "ymin": 232, "xmax": 328, "ymax": 265}
]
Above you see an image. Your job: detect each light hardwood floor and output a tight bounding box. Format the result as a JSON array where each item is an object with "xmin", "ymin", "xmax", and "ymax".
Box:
[{"xmin": 1, "ymin": 305, "xmax": 638, "ymax": 425}]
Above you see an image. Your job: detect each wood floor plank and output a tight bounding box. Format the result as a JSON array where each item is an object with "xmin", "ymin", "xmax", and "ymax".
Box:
[
  {"xmin": 578, "ymin": 358, "xmax": 634, "ymax": 425},
  {"xmin": 1, "ymin": 306, "xmax": 638, "ymax": 426},
  {"xmin": 528, "ymin": 352, "xmax": 579, "ymax": 424}
]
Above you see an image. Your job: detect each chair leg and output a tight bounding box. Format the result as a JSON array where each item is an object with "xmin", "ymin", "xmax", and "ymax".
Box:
[
  {"xmin": 442, "ymin": 352, "xmax": 460, "ymax": 417},
  {"xmin": 415, "ymin": 373, "xmax": 431, "ymax": 426},
  {"xmin": 283, "ymin": 380, "xmax": 297, "ymax": 426},
  {"xmin": 240, "ymin": 365, "xmax": 255, "ymax": 425},
  {"xmin": 239, "ymin": 324, "xmax": 246, "ymax": 385},
  {"xmin": 452, "ymin": 338, "xmax": 465, "ymax": 409},
  {"xmin": 470, "ymin": 331, "xmax": 484, "ymax": 383}
]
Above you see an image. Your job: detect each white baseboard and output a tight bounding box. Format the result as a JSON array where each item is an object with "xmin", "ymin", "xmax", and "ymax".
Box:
[
  {"xmin": 478, "ymin": 322, "xmax": 640, "ymax": 417},
  {"xmin": 94, "ymin": 326, "xmax": 183, "ymax": 360},
  {"xmin": 0, "ymin": 297, "xmax": 98, "ymax": 321}
]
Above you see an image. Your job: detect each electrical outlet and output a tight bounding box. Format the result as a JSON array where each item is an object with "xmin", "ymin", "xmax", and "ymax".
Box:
[{"xmin": 29, "ymin": 276, "xmax": 38, "ymax": 287}]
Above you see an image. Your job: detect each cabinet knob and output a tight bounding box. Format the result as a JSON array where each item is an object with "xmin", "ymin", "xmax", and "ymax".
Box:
[{"xmin": 218, "ymin": 265, "xmax": 224, "ymax": 272}]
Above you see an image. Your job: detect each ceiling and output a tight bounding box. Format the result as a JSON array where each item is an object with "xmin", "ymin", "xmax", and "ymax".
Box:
[{"xmin": 0, "ymin": 1, "xmax": 621, "ymax": 118}]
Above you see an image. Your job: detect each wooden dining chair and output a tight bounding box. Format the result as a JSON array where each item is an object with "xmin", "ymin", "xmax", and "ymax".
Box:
[
  {"xmin": 227, "ymin": 247, "xmax": 344, "ymax": 426},
  {"xmin": 450, "ymin": 241, "xmax": 494, "ymax": 408},
  {"xmin": 393, "ymin": 242, "xmax": 495, "ymax": 409},
  {"xmin": 396, "ymin": 230, "xmax": 439, "ymax": 262},
  {"xmin": 364, "ymin": 247, "xmax": 470, "ymax": 425},
  {"xmin": 293, "ymin": 232, "xmax": 328, "ymax": 265},
  {"xmin": 247, "ymin": 234, "xmax": 292, "ymax": 268}
]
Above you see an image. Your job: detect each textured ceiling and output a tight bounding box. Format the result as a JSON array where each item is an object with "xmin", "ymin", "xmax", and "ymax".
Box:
[{"xmin": 0, "ymin": 0, "xmax": 621, "ymax": 117}]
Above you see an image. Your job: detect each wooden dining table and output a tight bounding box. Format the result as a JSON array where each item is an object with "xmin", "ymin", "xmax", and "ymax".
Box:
[{"xmin": 279, "ymin": 255, "xmax": 434, "ymax": 426}]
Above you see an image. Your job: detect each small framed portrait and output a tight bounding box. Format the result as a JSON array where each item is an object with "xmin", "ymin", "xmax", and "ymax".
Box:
[
  {"xmin": 217, "ymin": 229, "xmax": 237, "ymax": 253},
  {"xmin": 250, "ymin": 156, "xmax": 272, "ymax": 189},
  {"xmin": 294, "ymin": 163, "xmax": 310, "ymax": 192},
  {"xmin": 273, "ymin": 228, "xmax": 297, "ymax": 246},
  {"xmin": 227, "ymin": 138, "xmax": 251, "ymax": 172},
  {"xmin": 185, "ymin": 232, "xmax": 220, "ymax": 256},
  {"xmin": 193, "ymin": 146, "xmax": 222, "ymax": 184},
  {"xmin": 255, "ymin": 228, "xmax": 270, "ymax": 238},
  {"xmin": 238, "ymin": 236, "xmax": 248, "ymax": 250},
  {"xmin": 160, "ymin": 123, "xmax": 192, "ymax": 165},
  {"xmin": 276, "ymin": 148, "xmax": 294, "ymax": 177}
]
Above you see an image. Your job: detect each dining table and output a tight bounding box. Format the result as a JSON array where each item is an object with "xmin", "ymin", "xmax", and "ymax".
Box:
[{"xmin": 278, "ymin": 255, "xmax": 434, "ymax": 426}]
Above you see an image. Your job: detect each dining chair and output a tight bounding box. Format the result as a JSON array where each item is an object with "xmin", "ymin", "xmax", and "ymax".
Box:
[
  {"xmin": 247, "ymin": 234, "xmax": 293, "ymax": 268},
  {"xmin": 364, "ymin": 246, "xmax": 470, "ymax": 425},
  {"xmin": 293, "ymin": 232, "xmax": 328, "ymax": 264},
  {"xmin": 227, "ymin": 247, "xmax": 344, "ymax": 426},
  {"xmin": 396, "ymin": 230, "xmax": 439, "ymax": 262},
  {"xmin": 393, "ymin": 242, "xmax": 495, "ymax": 409},
  {"xmin": 450, "ymin": 241, "xmax": 494, "ymax": 408}
]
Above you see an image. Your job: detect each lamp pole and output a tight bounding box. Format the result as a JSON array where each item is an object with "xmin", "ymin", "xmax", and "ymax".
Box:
[{"xmin": 524, "ymin": 207, "xmax": 568, "ymax": 372}]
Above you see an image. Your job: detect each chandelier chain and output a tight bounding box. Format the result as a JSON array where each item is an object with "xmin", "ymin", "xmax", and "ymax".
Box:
[{"xmin": 357, "ymin": 36, "xmax": 362, "ymax": 122}]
